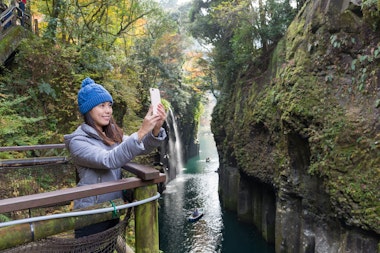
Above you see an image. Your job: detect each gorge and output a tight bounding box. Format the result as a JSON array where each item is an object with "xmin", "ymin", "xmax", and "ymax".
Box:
[{"xmin": 210, "ymin": 0, "xmax": 380, "ymax": 252}]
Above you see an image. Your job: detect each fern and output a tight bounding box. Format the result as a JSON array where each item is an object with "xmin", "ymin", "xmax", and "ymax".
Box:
[{"xmin": 0, "ymin": 97, "xmax": 45, "ymax": 147}]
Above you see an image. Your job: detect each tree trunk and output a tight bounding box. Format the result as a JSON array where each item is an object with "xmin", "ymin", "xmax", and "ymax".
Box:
[{"xmin": 43, "ymin": 0, "xmax": 62, "ymax": 41}]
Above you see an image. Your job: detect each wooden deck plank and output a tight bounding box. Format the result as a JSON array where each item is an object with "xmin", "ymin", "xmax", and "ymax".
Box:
[{"xmin": 123, "ymin": 162, "xmax": 160, "ymax": 181}]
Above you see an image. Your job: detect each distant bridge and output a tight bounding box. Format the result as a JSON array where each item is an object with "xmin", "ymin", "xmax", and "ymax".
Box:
[{"xmin": 0, "ymin": 4, "xmax": 32, "ymax": 64}]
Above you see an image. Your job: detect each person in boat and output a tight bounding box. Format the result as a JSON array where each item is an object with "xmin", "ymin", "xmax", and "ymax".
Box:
[
  {"xmin": 193, "ymin": 208, "xmax": 199, "ymax": 217},
  {"xmin": 64, "ymin": 77, "xmax": 167, "ymax": 240}
]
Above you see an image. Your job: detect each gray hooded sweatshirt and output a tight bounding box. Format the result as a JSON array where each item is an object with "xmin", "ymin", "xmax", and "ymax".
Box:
[{"xmin": 64, "ymin": 123, "xmax": 166, "ymax": 209}]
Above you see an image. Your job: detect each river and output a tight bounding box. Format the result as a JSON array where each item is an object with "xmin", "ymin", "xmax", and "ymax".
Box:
[{"xmin": 158, "ymin": 95, "xmax": 275, "ymax": 253}]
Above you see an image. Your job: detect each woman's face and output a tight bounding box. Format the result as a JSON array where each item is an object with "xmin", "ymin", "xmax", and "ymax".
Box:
[{"xmin": 89, "ymin": 102, "xmax": 113, "ymax": 131}]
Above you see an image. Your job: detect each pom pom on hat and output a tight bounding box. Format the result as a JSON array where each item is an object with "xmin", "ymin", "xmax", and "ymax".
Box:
[{"xmin": 78, "ymin": 77, "xmax": 113, "ymax": 115}]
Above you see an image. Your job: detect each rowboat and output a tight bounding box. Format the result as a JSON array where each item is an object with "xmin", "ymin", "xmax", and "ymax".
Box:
[{"xmin": 188, "ymin": 208, "xmax": 204, "ymax": 222}]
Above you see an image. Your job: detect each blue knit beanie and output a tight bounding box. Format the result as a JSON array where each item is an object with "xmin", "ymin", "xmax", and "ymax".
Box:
[{"xmin": 78, "ymin": 77, "xmax": 113, "ymax": 115}]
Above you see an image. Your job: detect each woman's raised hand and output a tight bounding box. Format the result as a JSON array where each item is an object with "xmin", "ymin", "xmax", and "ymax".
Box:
[
  {"xmin": 137, "ymin": 104, "xmax": 167, "ymax": 141},
  {"xmin": 153, "ymin": 104, "xmax": 167, "ymax": 136}
]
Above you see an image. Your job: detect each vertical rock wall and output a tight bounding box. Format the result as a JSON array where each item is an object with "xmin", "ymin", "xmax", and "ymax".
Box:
[
  {"xmin": 214, "ymin": 0, "xmax": 380, "ymax": 252},
  {"xmin": 218, "ymin": 163, "xmax": 379, "ymax": 252}
]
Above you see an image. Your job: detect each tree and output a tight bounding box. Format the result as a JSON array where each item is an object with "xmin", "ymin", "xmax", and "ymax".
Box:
[
  {"xmin": 0, "ymin": 0, "xmax": 204, "ymax": 155},
  {"xmin": 189, "ymin": 0, "xmax": 297, "ymax": 91},
  {"xmin": 0, "ymin": 95, "xmax": 45, "ymax": 148}
]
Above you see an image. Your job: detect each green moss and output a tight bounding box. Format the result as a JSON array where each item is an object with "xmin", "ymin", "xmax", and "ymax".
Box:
[
  {"xmin": 320, "ymin": 131, "xmax": 380, "ymax": 230},
  {"xmin": 286, "ymin": 16, "xmax": 306, "ymax": 61},
  {"xmin": 0, "ymin": 26, "xmax": 33, "ymax": 62},
  {"xmin": 212, "ymin": 0, "xmax": 380, "ymax": 234},
  {"xmin": 362, "ymin": 0, "xmax": 380, "ymax": 30}
]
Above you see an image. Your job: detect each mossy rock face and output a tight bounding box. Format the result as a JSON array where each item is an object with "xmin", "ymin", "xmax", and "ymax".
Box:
[
  {"xmin": 213, "ymin": 0, "xmax": 380, "ymax": 234},
  {"xmin": 0, "ymin": 26, "xmax": 31, "ymax": 63}
]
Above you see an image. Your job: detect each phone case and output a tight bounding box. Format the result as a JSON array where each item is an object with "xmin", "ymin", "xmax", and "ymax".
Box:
[{"xmin": 150, "ymin": 88, "xmax": 161, "ymax": 115}]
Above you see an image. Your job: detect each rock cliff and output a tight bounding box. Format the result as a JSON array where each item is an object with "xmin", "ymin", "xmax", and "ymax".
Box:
[{"xmin": 213, "ymin": 0, "xmax": 380, "ymax": 252}]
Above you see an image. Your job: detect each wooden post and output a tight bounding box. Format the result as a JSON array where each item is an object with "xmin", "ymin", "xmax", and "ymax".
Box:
[
  {"xmin": 134, "ymin": 185, "xmax": 159, "ymax": 253},
  {"xmin": 33, "ymin": 18, "xmax": 38, "ymax": 36}
]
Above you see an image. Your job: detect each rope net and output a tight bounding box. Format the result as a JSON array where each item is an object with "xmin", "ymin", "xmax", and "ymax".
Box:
[{"xmin": 0, "ymin": 219, "xmax": 129, "ymax": 253}]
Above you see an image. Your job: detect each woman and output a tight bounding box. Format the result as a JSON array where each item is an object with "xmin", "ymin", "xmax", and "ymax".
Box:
[{"xmin": 64, "ymin": 77, "xmax": 167, "ymax": 238}]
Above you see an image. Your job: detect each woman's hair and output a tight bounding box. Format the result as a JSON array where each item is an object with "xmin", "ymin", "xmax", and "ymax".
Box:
[{"xmin": 84, "ymin": 113, "xmax": 123, "ymax": 146}]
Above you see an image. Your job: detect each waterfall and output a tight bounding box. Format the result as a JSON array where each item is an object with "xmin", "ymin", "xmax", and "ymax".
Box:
[{"xmin": 166, "ymin": 108, "xmax": 185, "ymax": 178}]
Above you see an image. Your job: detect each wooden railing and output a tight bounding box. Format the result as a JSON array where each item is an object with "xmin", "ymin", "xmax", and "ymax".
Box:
[
  {"xmin": 0, "ymin": 5, "xmax": 31, "ymax": 36},
  {"xmin": 0, "ymin": 4, "xmax": 33, "ymax": 63},
  {"xmin": 0, "ymin": 144, "xmax": 166, "ymax": 253}
]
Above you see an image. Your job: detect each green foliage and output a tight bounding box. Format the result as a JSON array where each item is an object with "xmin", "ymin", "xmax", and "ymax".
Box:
[
  {"xmin": 362, "ymin": 0, "xmax": 379, "ymax": 8},
  {"xmin": 0, "ymin": 214, "xmax": 11, "ymax": 222},
  {"xmin": 361, "ymin": 0, "xmax": 380, "ymax": 30},
  {"xmin": 0, "ymin": 0, "xmax": 205, "ymax": 155},
  {"xmin": 0, "ymin": 96, "xmax": 45, "ymax": 147},
  {"xmin": 189, "ymin": 0, "xmax": 297, "ymax": 92},
  {"xmin": 161, "ymin": 99, "xmax": 171, "ymax": 112},
  {"xmin": 330, "ymin": 34, "xmax": 341, "ymax": 48},
  {"xmin": 376, "ymin": 99, "xmax": 380, "ymax": 108},
  {"xmin": 4, "ymin": 36, "xmax": 81, "ymax": 139}
]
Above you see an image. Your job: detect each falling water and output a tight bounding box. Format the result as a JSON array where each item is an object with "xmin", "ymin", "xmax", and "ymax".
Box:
[{"xmin": 167, "ymin": 108, "xmax": 185, "ymax": 175}]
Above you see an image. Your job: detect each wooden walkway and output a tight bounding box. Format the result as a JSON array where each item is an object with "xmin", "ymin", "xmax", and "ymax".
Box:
[{"xmin": 0, "ymin": 4, "xmax": 32, "ymax": 64}]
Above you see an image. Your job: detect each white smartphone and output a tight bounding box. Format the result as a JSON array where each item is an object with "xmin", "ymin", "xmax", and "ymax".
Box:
[{"xmin": 149, "ymin": 88, "xmax": 161, "ymax": 115}]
